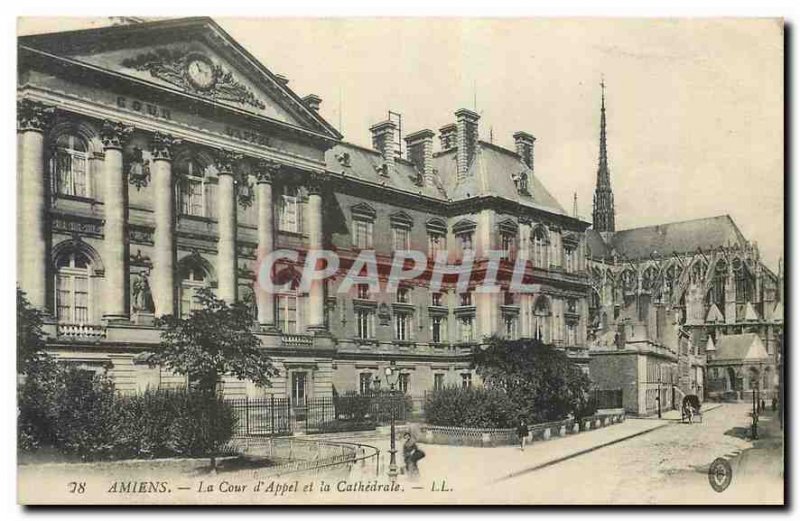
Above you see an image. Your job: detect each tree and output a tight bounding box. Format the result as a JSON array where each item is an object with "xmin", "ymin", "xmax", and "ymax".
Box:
[
  {"xmin": 150, "ymin": 288, "xmax": 277, "ymax": 393},
  {"xmin": 472, "ymin": 336, "xmax": 593, "ymax": 423},
  {"xmin": 17, "ymin": 288, "xmax": 55, "ymax": 377}
]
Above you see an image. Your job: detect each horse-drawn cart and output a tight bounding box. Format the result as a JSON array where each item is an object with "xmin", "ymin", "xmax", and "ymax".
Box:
[{"xmin": 681, "ymin": 394, "xmax": 703, "ymax": 423}]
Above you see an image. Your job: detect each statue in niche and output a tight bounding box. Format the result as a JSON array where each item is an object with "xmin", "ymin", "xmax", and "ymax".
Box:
[{"xmin": 131, "ymin": 272, "xmax": 155, "ymax": 314}]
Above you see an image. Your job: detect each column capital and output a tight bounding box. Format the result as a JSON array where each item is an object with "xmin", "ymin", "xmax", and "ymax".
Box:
[
  {"xmin": 215, "ymin": 148, "xmax": 243, "ymax": 175},
  {"xmin": 100, "ymin": 120, "xmax": 134, "ymax": 150},
  {"xmin": 17, "ymin": 99, "xmax": 54, "ymax": 133},
  {"xmin": 150, "ymin": 132, "xmax": 179, "ymax": 161},
  {"xmin": 306, "ymin": 171, "xmax": 326, "ymax": 195},
  {"xmin": 255, "ymin": 159, "xmax": 282, "ymax": 184}
]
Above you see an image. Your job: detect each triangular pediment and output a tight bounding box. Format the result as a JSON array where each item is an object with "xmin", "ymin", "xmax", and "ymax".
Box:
[
  {"xmin": 744, "ymin": 302, "xmax": 760, "ymax": 322},
  {"xmin": 19, "ymin": 18, "xmax": 341, "ymax": 140},
  {"xmin": 705, "ymin": 303, "xmax": 724, "ymax": 323}
]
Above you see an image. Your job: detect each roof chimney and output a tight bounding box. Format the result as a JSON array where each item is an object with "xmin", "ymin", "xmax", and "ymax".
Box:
[
  {"xmin": 405, "ymin": 129, "xmax": 435, "ymax": 187},
  {"xmin": 513, "ymin": 131, "xmax": 536, "ymax": 170},
  {"xmin": 455, "ymin": 108, "xmax": 479, "ymax": 181},
  {"xmin": 370, "ymin": 119, "xmax": 398, "ymax": 171},
  {"xmin": 439, "ymin": 123, "xmax": 457, "ymax": 151},
  {"xmin": 303, "ymin": 94, "xmax": 322, "ymax": 112}
]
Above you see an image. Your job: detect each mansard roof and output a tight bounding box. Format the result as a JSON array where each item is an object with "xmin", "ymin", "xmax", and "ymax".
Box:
[
  {"xmin": 18, "ymin": 17, "xmax": 342, "ymax": 142},
  {"xmin": 608, "ymin": 215, "xmax": 748, "ymax": 260},
  {"xmin": 432, "ymin": 141, "xmax": 570, "ymax": 216},
  {"xmin": 324, "ymin": 142, "xmax": 444, "ymax": 199}
]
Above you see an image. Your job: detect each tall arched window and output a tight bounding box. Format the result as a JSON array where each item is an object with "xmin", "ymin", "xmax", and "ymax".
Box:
[
  {"xmin": 178, "ymin": 259, "xmax": 211, "ymax": 318},
  {"xmin": 52, "ymin": 134, "xmax": 90, "ymax": 198},
  {"xmin": 733, "ymin": 258, "xmax": 754, "ymax": 303},
  {"xmin": 707, "ymin": 260, "xmax": 727, "ymax": 310},
  {"xmin": 55, "ymin": 251, "xmax": 91, "ymax": 323},
  {"xmin": 176, "ymin": 157, "xmax": 209, "ymax": 217},
  {"xmin": 532, "ymin": 296, "xmax": 551, "ymax": 343},
  {"xmin": 532, "ymin": 226, "xmax": 549, "ymax": 269}
]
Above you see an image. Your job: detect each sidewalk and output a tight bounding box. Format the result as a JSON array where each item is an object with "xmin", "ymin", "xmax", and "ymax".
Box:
[{"xmin": 344, "ymin": 413, "xmax": 680, "ymax": 489}]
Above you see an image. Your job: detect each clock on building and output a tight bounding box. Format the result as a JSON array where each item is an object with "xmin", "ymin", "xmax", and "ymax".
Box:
[{"xmin": 185, "ymin": 54, "xmax": 216, "ymax": 91}]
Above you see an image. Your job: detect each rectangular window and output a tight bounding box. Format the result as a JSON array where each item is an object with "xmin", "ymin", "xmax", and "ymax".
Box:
[
  {"xmin": 504, "ymin": 316, "xmax": 517, "ymax": 339},
  {"xmin": 353, "ymin": 219, "xmax": 373, "ymax": 249},
  {"xmin": 395, "ymin": 313, "xmax": 411, "ymax": 341},
  {"xmin": 461, "ymin": 373, "xmax": 473, "ymax": 389},
  {"xmin": 457, "ymin": 232, "xmax": 473, "ymax": 254},
  {"xmin": 356, "ymin": 309, "xmax": 374, "ymax": 339},
  {"xmin": 56, "ymin": 274, "xmax": 89, "ymax": 323},
  {"xmin": 459, "ymin": 292, "xmax": 473, "ymax": 307},
  {"xmin": 276, "ymin": 294, "xmax": 298, "ymax": 333},
  {"xmin": 566, "ymin": 323, "xmax": 577, "ymax": 346},
  {"xmin": 399, "ymin": 373, "xmax": 409, "ymax": 394},
  {"xmin": 291, "ymin": 372, "xmax": 307, "ymax": 402},
  {"xmin": 356, "ymin": 284, "xmax": 370, "ymax": 300},
  {"xmin": 428, "ymin": 233, "xmax": 445, "ymax": 258},
  {"xmin": 396, "ymin": 287, "xmax": 410, "ymax": 303},
  {"xmin": 433, "ymin": 373, "xmax": 445, "ymax": 391},
  {"xmin": 459, "ymin": 316, "xmax": 475, "ymax": 343},
  {"xmin": 431, "ymin": 292, "xmax": 444, "ymax": 307},
  {"xmin": 359, "ymin": 373, "xmax": 373, "ymax": 395},
  {"xmin": 431, "ymin": 316, "xmax": 446, "ymax": 343},
  {"xmin": 278, "ymin": 188, "xmax": 299, "ymax": 232},
  {"xmin": 393, "ymin": 227, "xmax": 410, "ymax": 250},
  {"xmin": 500, "ymin": 233, "xmax": 515, "ymax": 261},
  {"xmin": 181, "ymin": 179, "xmax": 204, "ymax": 217},
  {"xmin": 564, "ymin": 247, "xmax": 576, "ymax": 272},
  {"xmin": 55, "ymin": 150, "xmax": 89, "ymax": 198}
]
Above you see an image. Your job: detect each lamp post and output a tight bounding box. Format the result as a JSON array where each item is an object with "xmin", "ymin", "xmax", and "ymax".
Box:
[{"xmin": 383, "ymin": 361, "xmax": 400, "ymax": 480}]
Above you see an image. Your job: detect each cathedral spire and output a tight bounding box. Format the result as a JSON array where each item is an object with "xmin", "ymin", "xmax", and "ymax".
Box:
[{"xmin": 593, "ymin": 77, "xmax": 616, "ymax": 235}]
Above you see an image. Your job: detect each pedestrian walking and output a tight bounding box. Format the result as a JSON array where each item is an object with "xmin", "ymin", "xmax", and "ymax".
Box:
[
  {"xmin": 402, "ymin": 432, "xmax": 425, "ymax": 480},
  {"xmin": 516, "ymin": 417, "xmax": 529, "ymax": 451}
]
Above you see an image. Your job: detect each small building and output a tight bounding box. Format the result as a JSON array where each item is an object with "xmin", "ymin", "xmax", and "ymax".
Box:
[{"xmin": 706, "ymin": 333, "xmax": 774, "ymax": 401}]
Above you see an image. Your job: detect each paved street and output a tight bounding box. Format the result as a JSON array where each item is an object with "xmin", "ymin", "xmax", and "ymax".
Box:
[{"xmin": 337, "ymin": 403, "xmax": 783, "ymax": 504}]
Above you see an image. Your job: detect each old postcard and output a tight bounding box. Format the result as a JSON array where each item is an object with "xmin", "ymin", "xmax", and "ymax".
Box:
[{"xmin": 16, "ymin": 16, "xmax": 784, "ymax": 505}]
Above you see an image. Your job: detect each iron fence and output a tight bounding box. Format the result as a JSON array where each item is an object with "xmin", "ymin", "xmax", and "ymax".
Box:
[
  {"xmin": 227, "ymin": 393, "xmax": 411, "ymax": 436},
  {"xmin": 591, "ymin": 388, "xmax": 624, "ymax": 410}
]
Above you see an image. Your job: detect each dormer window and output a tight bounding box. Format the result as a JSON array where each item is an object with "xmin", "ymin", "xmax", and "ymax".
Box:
[{"xmin": 513, "ymin": 171, "xmax": 529, "ymax": 195}]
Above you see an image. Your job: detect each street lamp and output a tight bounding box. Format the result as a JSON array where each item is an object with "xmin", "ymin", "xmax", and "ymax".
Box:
[{"xmin": 383, "ymin": 361, "xmax": 400, "ymax": 481}]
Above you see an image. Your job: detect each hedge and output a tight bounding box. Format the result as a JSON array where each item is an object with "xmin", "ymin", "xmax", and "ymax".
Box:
[
  {"xmin": 424, "ymin": 386, "xmax": 519, "ymax": 428},
  {"xmin": 18, "ymin": 366, "xmax": 235, "ymax": 461}
]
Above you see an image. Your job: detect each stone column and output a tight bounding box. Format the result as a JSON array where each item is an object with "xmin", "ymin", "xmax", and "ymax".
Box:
[
  {"xmin": 256, "ymin": 160, "xmax": 278, "ymax": 327},
  {"xmin": 17, "ymin": 99, "xmax": 54, "ymax": 310},
  {"xmin": 150, "ymin": 132, "xmax": 177, "ymax": 316},
  {"xmin": 215, "ymin": 150, "xmax": 240, "ymax": 303},
  {"xmin": 306, "ymin": 173, "xmax": 326, "ymax": 332},
  {"xmin": 100, "ymin": 120, "xmax": 134, "ymax": 321}
]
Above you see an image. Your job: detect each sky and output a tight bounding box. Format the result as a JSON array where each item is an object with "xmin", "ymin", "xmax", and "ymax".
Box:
[{"xmin": 19, "ymin": 17, "xmax": 784, "ymax": 271}]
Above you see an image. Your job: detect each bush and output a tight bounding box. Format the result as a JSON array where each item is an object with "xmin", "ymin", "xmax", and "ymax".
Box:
[
  {"xmin": 424, "ymin": 386, "xmax": 519, "ymax": 428},
  {"xmin": 18, "ymin": 366, "xmax": 235, "ymax": 461}
]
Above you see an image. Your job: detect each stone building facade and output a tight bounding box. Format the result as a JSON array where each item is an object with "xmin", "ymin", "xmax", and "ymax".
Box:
[
  {"xmin": 17, "ymin": 18, "xmax": 592, "ymax": 401},
  {"xmin": 584, "ymin": 85, "xmax": 783, "ymax": 415}
]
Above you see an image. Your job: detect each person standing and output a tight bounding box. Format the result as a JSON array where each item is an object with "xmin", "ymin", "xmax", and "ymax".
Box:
[
  {"xmin": 516, "ymin": 417, "xmax": 530, "ymax": 451},
  {"xmin": 402, "ymin": 432, "xmax": 424, "ymax": 479}
]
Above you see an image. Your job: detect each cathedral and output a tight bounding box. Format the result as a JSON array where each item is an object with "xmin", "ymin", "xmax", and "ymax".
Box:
[{"xmin": 585, "ymin": 84, "xmax": 783, "ymax": 415}]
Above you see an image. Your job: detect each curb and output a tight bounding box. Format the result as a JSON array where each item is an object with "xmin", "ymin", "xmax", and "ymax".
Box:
[{"xmin": 495, "ymin": 404, "xmax": 726, "ymax": 483}]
